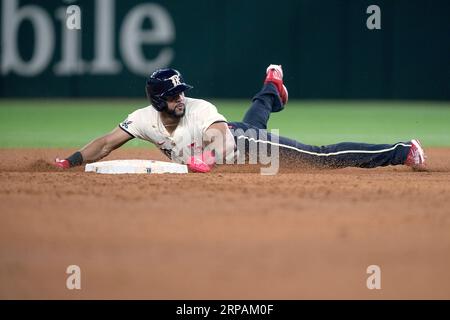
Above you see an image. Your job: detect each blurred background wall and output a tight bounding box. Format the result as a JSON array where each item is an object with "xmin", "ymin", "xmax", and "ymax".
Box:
[{"xmin": 1, "ymin": 0, "xmax": 449, "ymax": 100}]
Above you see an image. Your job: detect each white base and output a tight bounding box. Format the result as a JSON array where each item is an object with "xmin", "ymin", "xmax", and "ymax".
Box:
[{"xmin": 85, "ymin": 159, "xmax": 188, "ymax": 174}]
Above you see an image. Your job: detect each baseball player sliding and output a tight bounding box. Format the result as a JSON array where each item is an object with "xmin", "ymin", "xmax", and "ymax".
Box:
[{"xmin": 54, "ymin": 65, "xmax": 426, "ymax": 173}]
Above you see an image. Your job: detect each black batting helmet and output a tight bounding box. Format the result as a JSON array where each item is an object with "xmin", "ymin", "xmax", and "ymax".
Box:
[{"xmin": 145, "ymin": 68, "xmax": 193, "ymax": 112}]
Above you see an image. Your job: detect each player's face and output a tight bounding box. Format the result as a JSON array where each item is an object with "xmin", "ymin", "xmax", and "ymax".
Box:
[{"xmin": 165, "ymin": 92, "xmax": 186, "ymax": 117}]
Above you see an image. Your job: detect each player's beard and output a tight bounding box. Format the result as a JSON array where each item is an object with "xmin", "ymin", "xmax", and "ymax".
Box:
[{"xmin": 165, "ymin": 103, "xmax": 185, "ymax": 118}]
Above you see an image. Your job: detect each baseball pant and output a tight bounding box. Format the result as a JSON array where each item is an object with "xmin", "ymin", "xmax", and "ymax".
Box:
[{"xmin": 228, "ymin": 84, "xmax": 411, "ymax": 168}]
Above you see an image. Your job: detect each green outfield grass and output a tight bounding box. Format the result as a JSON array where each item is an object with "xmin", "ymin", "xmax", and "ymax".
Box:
[{"xmin": 0, "ymin": 99, "xmax": 449, "ymax": 148}]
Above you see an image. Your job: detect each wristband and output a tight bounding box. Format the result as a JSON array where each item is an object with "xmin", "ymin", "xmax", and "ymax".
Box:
[{"xmin": 66, "ymin": 151, "xmax": 83, "ymax": 167}]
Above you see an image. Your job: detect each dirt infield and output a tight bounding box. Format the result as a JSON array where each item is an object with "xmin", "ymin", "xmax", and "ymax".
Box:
[{"xmin": 1, "ymin": 148, "xmax": 450, "ymax": 299}]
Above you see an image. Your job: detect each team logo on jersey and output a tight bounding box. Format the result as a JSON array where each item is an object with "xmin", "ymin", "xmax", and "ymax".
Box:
[
  {"xmin": 169, "ymin": 74, "xmax": 182, "ymax": 87},
  {"xmin": 121, "ymin": 119, "xmax": 133, "ymax": 129}
]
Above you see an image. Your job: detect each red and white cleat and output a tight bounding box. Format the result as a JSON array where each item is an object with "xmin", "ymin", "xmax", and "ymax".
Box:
[
  {"xmin": 405, "ymin": 139, "xmax": 426, "ymax": 170},
  {"xmin": 264, "ymin": 64, "xmax": 288, "ymax": 106}
]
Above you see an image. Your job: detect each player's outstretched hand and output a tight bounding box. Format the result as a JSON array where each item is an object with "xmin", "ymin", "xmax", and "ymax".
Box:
[
  {"xmin": 54, "ymin": 158, "xmax": 70, "ymax": 169},
  {"xmin": 187, "ymin": 151, "xmax": 215, "ymax": 173}
]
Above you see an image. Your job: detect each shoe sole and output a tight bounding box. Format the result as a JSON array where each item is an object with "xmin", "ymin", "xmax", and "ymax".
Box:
[
  {"xmin": 410, "ymin": 139, "xmax": 427, "ymax": 171},
  {"xmin": 282, "ymin": 85, "xmax": 288, "ymax": 105},
  {"xmin": 266, "ymin": 64, "xmax": 283, "ymax": 78},
  {"xmin": 411, "ymin": 139, "xmax": 425, "ymax": 163}
]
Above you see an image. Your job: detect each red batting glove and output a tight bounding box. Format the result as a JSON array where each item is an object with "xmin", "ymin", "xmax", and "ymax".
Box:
[
  {"xmin": 187, "ymin": 151, "xmax": 215, "ymax": 173},
  {"xmin": 54, "ymin": 158, "xmax": 70, "ymax": 169}
]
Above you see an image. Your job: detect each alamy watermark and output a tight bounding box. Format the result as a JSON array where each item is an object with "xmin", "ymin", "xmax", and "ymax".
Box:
[
  {"xmin": 64, "ymin": 0, "xmax": 81, "ymax": 31},
  {"xmin": 233, "ymin": 127, "xmax": 280, "ymax": 176},
  {"xmin": 366, "ymin": 265, "xmax": 381, "ymax": 290},
  {"xmin": 366, "ymin": 5, "xmax": 381, "ymax": 30},
  {"xmin": 66, "ymin": 264, "xmax": 81, "ymax": 290},
  {"xmin": 65, "ymin": 264, "xmax": 383, "ymax": 292},
  {"xmin": 161, "ymin": 126, "xmax": 281, "ymax": 175}
]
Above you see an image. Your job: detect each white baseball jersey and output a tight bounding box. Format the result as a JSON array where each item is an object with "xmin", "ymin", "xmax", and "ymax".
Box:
[{"xmin": 119, "ymin": 97, "xmax": 227, "ymax": 163}]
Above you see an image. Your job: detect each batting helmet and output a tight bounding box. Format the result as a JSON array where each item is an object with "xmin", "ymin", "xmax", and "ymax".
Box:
[{"xmin": 145, "ymin": 68, "xmax": 193, "ymax": 112}]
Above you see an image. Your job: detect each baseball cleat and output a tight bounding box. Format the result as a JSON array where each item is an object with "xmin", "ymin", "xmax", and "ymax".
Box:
[
  {"xmin": 264, "ymin": 64, "xmax": 288, "ymax": 106},
  {"xmin": 405, "ymin": 139, "xmax": 426, "ymax": 170}
]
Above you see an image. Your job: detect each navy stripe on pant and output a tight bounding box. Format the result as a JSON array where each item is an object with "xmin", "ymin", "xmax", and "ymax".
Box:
[{"xmin": 228, "ymin": 83, "xmax": 411, "ymax": 168}]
